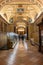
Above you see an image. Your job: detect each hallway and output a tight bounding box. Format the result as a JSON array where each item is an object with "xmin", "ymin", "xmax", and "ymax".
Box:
[
  {"xmin": 0, "ymin": 0, "xmax": 43, "ymax": 65},
  {"xmin": 0, "ymin": 40, "xmax": 43, "ymax": 65}
]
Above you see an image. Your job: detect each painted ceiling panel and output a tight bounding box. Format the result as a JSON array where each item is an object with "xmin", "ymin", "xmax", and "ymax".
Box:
[{"xmin": 0, "ymin": 0, "xmax": 43, "ymax": 29}]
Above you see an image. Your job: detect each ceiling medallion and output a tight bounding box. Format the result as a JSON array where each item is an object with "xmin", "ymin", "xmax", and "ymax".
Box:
[
  {"xmin": 9, "ymin": 18, "xmax": 13, "ymax": 23},
  {"xmin": 17, "ymin": 7, "xmax": 24, "ymax": 12},
  {"xmin": 29, "ymin": 18, "xmax": 32, "ymax": 22}
]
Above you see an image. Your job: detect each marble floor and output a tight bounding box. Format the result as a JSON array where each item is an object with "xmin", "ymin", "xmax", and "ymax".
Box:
[{"xmin": 0, "ymin": 40, "xmax": 43, "ymax": 65}]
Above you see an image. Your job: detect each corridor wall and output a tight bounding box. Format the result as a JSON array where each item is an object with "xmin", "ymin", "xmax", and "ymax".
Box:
[{"xmin": 28, "ymin": 23, "xmax": 39, "ymax": 45}]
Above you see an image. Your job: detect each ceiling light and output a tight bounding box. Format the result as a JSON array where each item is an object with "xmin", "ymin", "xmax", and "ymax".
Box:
[
  {"xmin": 17, "ymin": 25, "xmax": 26, "ymax": 28},
  {"xmin": 18, "ymin": 29, "xmax": 24, "ymax": 31}
]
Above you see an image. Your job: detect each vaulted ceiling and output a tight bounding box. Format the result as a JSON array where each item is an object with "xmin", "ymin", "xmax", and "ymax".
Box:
[{"xmin": 0, "ymin": 0, "xmax": 43, "ymax": 32}]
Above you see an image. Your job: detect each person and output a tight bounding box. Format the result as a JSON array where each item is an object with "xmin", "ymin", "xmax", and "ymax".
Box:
[
  {"xmin": 22, "ymin": 35, "xmax": 24, "ymax": 43},
  {"xmin": 18, "ymin": 35, "xmax": 20, "ymax": 40}
]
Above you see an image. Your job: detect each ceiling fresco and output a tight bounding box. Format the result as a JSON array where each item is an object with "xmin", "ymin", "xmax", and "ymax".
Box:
[{"xmin": 0, "ymin": 0, "xmax": 43, "ymax": 31}]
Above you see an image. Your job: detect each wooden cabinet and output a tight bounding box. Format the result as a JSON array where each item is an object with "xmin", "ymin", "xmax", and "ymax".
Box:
[
  {"xmin": 4, "ymin": 23, "xmax": 7, "ymax": 32},
  {"xmin": 41, "ymin": 30, "xmax": 43, "ymax": 52},
  {"xmin": 38, "ymin": 19, "xmax": 43, "ymax": 53},
  {"xmin": 0, "ymin": 22, "xmax": 3, "ymax": 32},
  {"xmin": 0, "ymin": 15, "xmax": 9, "ymax": 33}
]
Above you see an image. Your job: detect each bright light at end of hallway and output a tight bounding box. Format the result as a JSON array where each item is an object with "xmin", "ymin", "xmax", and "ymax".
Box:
[{"xmin": 7, "ymin": 42, "xmax": 19, "ymax": 65}]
